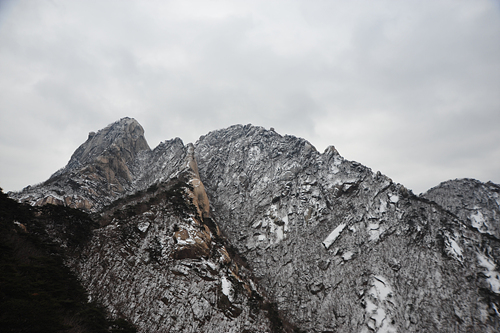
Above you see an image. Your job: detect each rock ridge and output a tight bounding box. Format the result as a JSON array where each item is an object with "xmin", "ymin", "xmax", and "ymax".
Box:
[
  {"xmin": 6, "ymin": 118, "xmax": 500, "ymax": 333},
  {"xmin": 64, "ymin": 117, "xmax": 150, "ymax": 172}
]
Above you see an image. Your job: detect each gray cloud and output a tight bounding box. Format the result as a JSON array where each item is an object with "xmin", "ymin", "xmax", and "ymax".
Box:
[{"xmin": 0, "ymin": 0, "xmax": 499, "ymax": 194}]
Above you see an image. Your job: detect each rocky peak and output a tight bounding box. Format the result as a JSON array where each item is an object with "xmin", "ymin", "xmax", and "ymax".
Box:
[
  {"xmin": 11, "ymin": 118, "xmax": 153, "ymax": 211},
  {"xmin": 194, "ymin": 125, "xmax": 500, "ymax": 332},
  {"xmin": 6, "ymin": 118, "xmax": 500, "ymax": 333},
  {"xmin": 64, "ymin": 117, "xmax": 150, "ymax": 172},
  {"xmin": 422, "ymin": 178, "xmax": 500, "ymax": 239}
]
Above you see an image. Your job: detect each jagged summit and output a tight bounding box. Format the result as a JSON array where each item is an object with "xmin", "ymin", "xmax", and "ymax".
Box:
[
  {"xmin": 196, "ymin": 123, "xmax": 319, "ymax": 155},
  {"xmin": 6, "ymin": 117, "xmax": 500, "ymax": 332},
  {"xmin": 423, "ymin": 178, "xmax": 500, "ymax": 239},
  {"xmin": 12, "ymin": 121, "xmax": 329, "ymax": 212},
  {"xmin": 64, "ymin": 117, "xmax": 150, "ymax": 172},
  {"xmin": 12, "ymin": 118, "xmax": 158, "ymax": 211}
]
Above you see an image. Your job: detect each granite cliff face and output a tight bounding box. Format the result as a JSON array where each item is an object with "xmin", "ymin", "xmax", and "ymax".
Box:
[
  {"xmin": 423, "ymin": 179, "xmax": 500, "ymax": 240},
  {"xmin": 7, "ymin": 118, "xmax": 500, "ymax": 332},
  {"xmin": 73, "ymin": 169, "xmax": 276, "ymax": 332},
  {"xmin": 12, "ymin": 118, "xmax": 186, "ymax": 212},
  {"xmin": 194, "ymin": 125, "xmax": 500, "ymax": 332}
]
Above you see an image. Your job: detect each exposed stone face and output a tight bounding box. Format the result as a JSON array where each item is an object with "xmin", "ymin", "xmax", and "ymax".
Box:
[
  {"xmin": 422, "ymin": 178, "xmax": 500, "ymax": 240},
  {"xmin": 194, "ymin": 124, "xmax": 500, "ymax": 332},
  {"xmin": 8, "ymin": 120, "xmax": 500, "ymax": 333},
  {"xmin": 10, "ymin": 118, "xmax": 185, "ymax": 212},
  {"xmin": 75, "ymin": 177, "xmax": 273, "ymax": 333},
  {"xmin": 58, "ymin": 116, "xmax": 151, "ymax": 192},
  {"xmin": 67, "ymin": 117, "xmax": 150, "ymax": 171}
]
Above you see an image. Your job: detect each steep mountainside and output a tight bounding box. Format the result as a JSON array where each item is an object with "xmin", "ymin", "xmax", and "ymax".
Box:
[
  {"xmin": 423, "ymin": 179, "xmax": 500, "ymax": 240},
  {"xmin": 0, "ymin": 189, "xmax": 136, "ymax": 333},
  {"xmin": 7, "ymin": 118, "xmax": 500, "ymax": 333},
  {"xmin": 12, "ymin": 118, "xmax": 186, "ymax": 212},
  {"xmin": 194, "ymin": 125, "xmax": 500, "ymax": 332},
  {"xmin": 67, "ymin": 142, "xmax": 288, "ymax": 332}
]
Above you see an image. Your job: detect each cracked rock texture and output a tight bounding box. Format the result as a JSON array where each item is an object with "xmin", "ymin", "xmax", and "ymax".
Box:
[
  {"xmin": 11, "ymin": 118, "xmax": 186, "ymax": 212},
  {"xmin": 194, "ymin": 124, "xmax": 500, "ymax": 332},
  {"xmin": 423, "ymin": 179, "xmax": 500, "ymax": 240},
  {"xmin": 9, "ymin": 118, "xmax": 500, "ymax": 332},
  {"xmin": 76, "ymin": 177, "xmax": 274, "ymax": 333}
]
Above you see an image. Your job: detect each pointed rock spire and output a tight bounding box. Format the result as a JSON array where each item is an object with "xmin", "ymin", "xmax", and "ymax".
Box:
[{"xmin": 66, "ymin": 117, "xmax": 150, "ymax": 171}]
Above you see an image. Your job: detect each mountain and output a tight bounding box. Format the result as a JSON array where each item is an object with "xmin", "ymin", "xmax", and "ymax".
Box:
[
  {"xmin": 0, "ymin": 189, "xmax": 137, "ymax": 333},
  {"xmin": 422, "ymin": 179, "xmax": 500, "ymax": 240},
  {"xmin": 14, "ymin": 117, "xmax": 155, "ymax": 210},
  {"xmin": 6, "ymin": 118, "xmax": 500, "ymax": 332}
]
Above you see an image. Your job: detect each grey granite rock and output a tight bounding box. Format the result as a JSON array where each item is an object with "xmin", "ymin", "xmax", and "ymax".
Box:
[
  {"xmin": 74, "ymin": 177, "xmax": 274, "ymax": 333},
  {"xmin": 194, "ymin": 124, "xmax": 500, "ymax": 332},
  {"xmin": 10, "ymin": 118, "xmax": 186, "ymax": 212},
  {"xmin": 9, "ymin": 120, "xmax": 500, "ymax": 332},
  {"xmin": 423, "ymin": 178, "xmax": 500, "ymax": 240}
]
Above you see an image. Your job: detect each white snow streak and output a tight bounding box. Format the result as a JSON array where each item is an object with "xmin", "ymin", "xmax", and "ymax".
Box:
[
  {"xmin": 450, "ymin": 239, "xmax": 463, "ymax": 258},
  {"xmin": 444, "ymin": 233, "xmax": 463, "ymax": 262},
  {"xmin": 221, "ymin": 276, "xmax": 234, "ymax": 302},
  {"xmin": 364, "ymin": 275, "xmax": 397, "ymax": 333},
  {"xmin": 469, "ymin": 210, "xmax": 493, "ymax": 235},
  {"xmin": 477, "ymin": 253, "xmax": 500, "ymax": 294},
  {"xmin": 322, "ymin": 223, "xmax": 346, "ymax": 249}
]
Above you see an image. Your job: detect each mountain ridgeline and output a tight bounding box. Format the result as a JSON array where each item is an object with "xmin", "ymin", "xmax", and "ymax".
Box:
[{"xmin": 7, "ymin": 117, "xmax": 500, "ymax": 332}]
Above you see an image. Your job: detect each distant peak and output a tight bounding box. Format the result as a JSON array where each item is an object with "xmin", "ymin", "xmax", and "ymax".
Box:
[
  {"xmin": 323, "ymin": 145, "xmax": 339, "ymax": 156},
  {"xmin": 103, "ymin": 117, "xmax": 143, "ymax": 133},
  {"xmin": 65, "ymin": 117, "xmax": 150, "ymax": 171}
]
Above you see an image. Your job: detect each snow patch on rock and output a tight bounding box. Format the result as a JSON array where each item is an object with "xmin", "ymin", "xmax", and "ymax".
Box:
[
  {"xmin": 469, "ymin": 210, "xmax": 493, "ymax": 235},
  {"xmin": 137, "ymin": 221, "xmax": 150, "ymax": 233},
  {"xmin": 444, "ymin": 233, "xmax": 464, "ymax": 262},
  {"xmin": 322, "ymin": 223, "xmax": 346, "ymax": 249},
  {"xmin": 477, "ymin": 253, "xmax": 500, "ymax": 294},
  {"xmin": 248, "ymin": 146, "xmax": 261, "ymax": 163},
  {"xmin": 342, "ymin": 251, "xmax": 354, "ymax": 261},
  {"xmin": 368, "ymin": 222, "xmax": 382, "ymax": 241},
  {"xmin": 389, "ymin": 194, "xmax": 399, "ymax": 204},
  {"xmin": 221, "ymin": 276, "xmax": 234, "ymax": 302},
  {"xmin": 379, "ymin": 200, "xmax": 387, "ymax": 213},
  {"xmin": 363, "ymin": 275, "xmax": 397, "ymax": 333}
]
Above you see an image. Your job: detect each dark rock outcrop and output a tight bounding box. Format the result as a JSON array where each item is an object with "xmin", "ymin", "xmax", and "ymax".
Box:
[{"xmin": 0, "ymin": 189, "xmax": 137, "ymax": 333}]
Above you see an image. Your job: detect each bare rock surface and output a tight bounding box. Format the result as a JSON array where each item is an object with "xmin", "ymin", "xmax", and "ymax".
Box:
[
  {"xmin": 194, "ymin": 124, "xmax": 500, "ymax": 332},
  {"xmin": 66, "ymin": 117, "xmax": 150, "ymax": 172},
  {"xmin": 76, "ymin": 177, "xmax": 274, "ymax": 333},
  {"xmin": 8, "ymin": 119, "xmax": 500, "ymax": 332},
  {"xmin": 10, "ymin": 118, "xmax": 186, "ymax": 212},
  {"xmin": 423, "ymin": 179, "xmax": 500, "ymax": 240}
]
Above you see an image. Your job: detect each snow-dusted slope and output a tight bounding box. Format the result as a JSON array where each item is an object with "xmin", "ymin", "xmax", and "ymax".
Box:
[
  {"xmin": 8, "ymin": 119, "xmax": 500, "ymax": 333},
  {"xmin": 194, "ymin": 124, "xmax": 500, "ymax": 332},
  {"xmin": 423, "ymin": 179, "xmax": 500, "ymax": 240},
  {"xmin": 73, "ymin": 166, "xmax": 275, "ymax": 332},
  {"xmin": 10, "ymin": 118, "xmax": 187, "ymax": 212}
]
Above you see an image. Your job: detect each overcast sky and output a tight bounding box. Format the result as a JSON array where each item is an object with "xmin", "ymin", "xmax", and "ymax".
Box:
[{"xmin": 0, "ymin": 0, "xmax": 499, "ymax": 194}]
